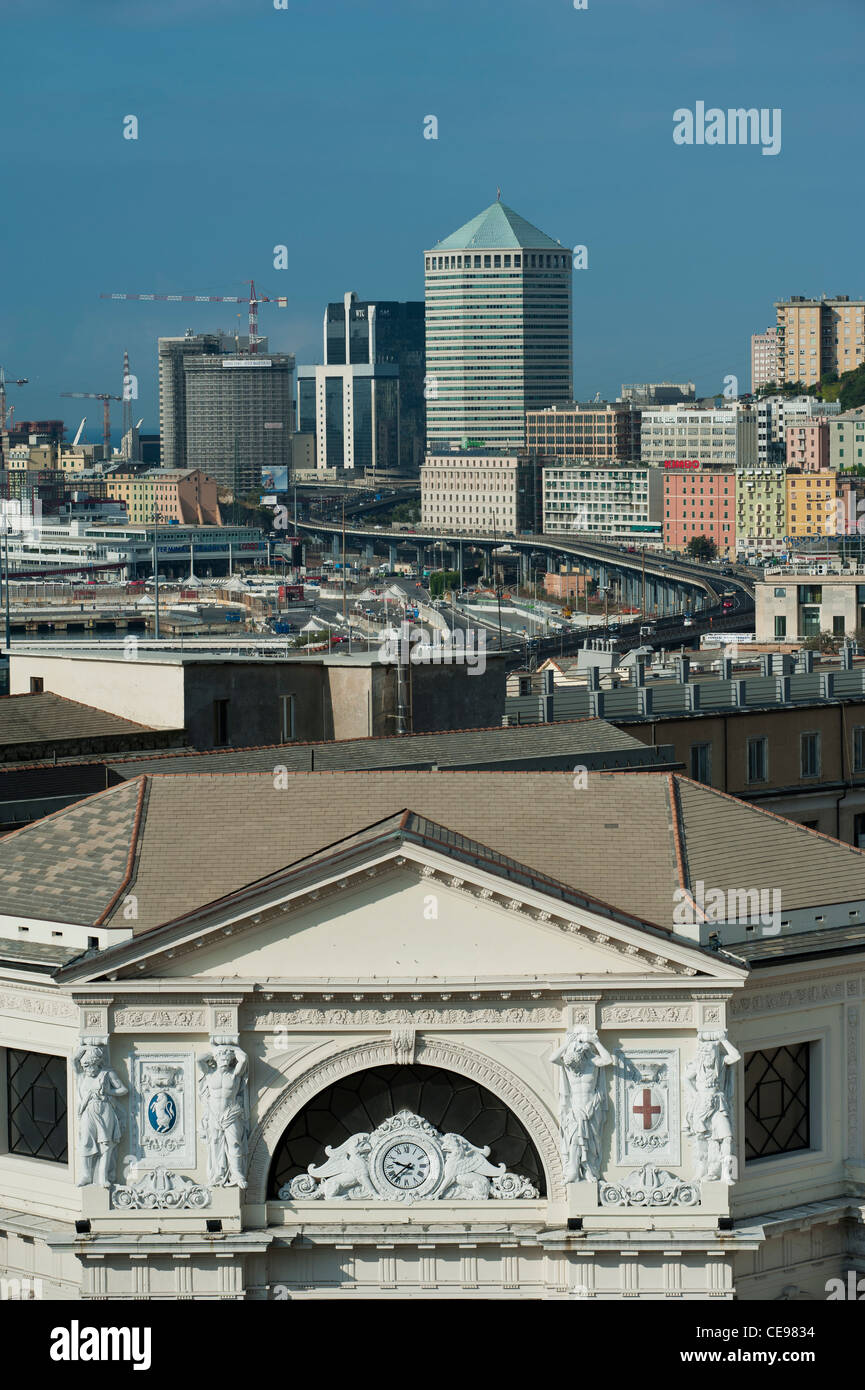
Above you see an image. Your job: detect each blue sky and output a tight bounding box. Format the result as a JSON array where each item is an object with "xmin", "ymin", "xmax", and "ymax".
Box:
[{"xmin": 2, "ymin": 0, "xmax": 863, "ymax": 441}]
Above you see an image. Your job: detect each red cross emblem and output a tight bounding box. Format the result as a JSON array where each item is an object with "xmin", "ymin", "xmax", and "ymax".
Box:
[{"xmin": 632, "ymin": 1086, "xmax": 662, "ymax": 1131}]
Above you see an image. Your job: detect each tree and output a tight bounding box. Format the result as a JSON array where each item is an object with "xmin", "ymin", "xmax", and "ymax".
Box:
[{"xmin": 685, "ymin": 536, "xmax": 718, "ymax": 561}]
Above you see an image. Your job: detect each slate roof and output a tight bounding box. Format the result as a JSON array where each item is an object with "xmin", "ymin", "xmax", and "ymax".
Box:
[
  {"xmin": 3, "ymin": 769, "xmax": 863, "ymax": 938},
  {"xmin": 0, "ymin": 693, "xmax": 153, "ymax": 748},
  {"xmin": 97, "ymin": 718, "xmax": 664, "ymax": 776},
  {"xmin": 0, "ymin": 778, "xmax": 143, "ymax": 925},
  {"xmin": 432, "ymin": 201, "xmax": 563, "ymax": 251}
]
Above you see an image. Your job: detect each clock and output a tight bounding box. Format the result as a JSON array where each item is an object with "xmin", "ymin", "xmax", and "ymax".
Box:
[
  {"xmin": 370, "ymin": 1126, "xmax": 443, "ymax": 1199},
  {"xmin": 381, "ymin": 1140, "xmax": 431, "ymax": 1191}
]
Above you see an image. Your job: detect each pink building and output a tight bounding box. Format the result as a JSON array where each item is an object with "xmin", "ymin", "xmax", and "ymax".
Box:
[
  {"xmin": 662, "ymin": 460, "xmax": 736, "ymax": 556},
  {"xmin": 785, "ymin": 419, "xmax": 830, "ymax": 472}
]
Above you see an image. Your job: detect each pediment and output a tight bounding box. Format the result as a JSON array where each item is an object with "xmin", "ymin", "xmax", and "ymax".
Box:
[{"xmin": 62, "ymin": 818, "xmax": 741, "ymax": 987}]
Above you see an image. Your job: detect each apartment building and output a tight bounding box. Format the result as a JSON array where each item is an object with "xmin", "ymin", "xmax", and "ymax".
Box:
[
  {"xmin": 735, "ymin": 467, "xmax": 787, "ymax": 551},
  {"xmin": 640, "ymin": 403, "xmax": 757, "ymax": 469},
  {"xmin": 542, "ymin": 460, "xmax": 662, "ymax": 543},
  {"xmin": 420, "ymin": 451, "xmax": 536, "ymax": 534},
  {"xmin": 755, "ymin": 570, "xmax": 865, "ymax": 642},
  {"xmin": 830, "ymin": 405, "xmax": 865, "ymax": 472},
  {"xmin": 103, "ymin": 467, "xmax": 223, "ymax": 526},
  {"xmin": 662, "ymin": 461, "xmax": 736, "ymax": 555},
  {"xmin": 750, "ymin": 326, "xmax": 778, "ymax": 393},
  {"xmin": 786, "ymin": 469, "xmax": 846, "ymax": 539},
  {"xmin": 775, "ymin": 295, "xmax": 865, "ymax": 387},
  {"xmin": 526, "ymin": 401, "xmax": 641, "ymax": 460},
  {"xmin": 786, "ymin": 418, "xmax": 831, "ymax": 471}
]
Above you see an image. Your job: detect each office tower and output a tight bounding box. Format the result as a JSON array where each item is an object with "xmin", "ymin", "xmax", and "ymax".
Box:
[
  {"xmin": 159, "ymin": 332, "xmax": 294, "ymax": 494},
  {"xmin": 158, "ymin": 332, "xmax": 223, "ymax": 470},
  {"xmin": 640, "ymin": 403, "xmax": 757, "ymax": 469},
  {"xmin": 424, "ymin": 200, "xmax": 572, "ymax": 451},
  {"xmin": 526, "ymin": 400, "xmax": 641, "ymax": 460},
  {"xmin": 750, "ymin": 327, "xmax": 778, "ymax": 393},
  {"xmin": 302, "ymin": 292, "xmax": 425, "ymax": 474},
  {"xmin": 775, "ymin": 296, "xmax": 865, "ymax": 387},
  {"xmin": 620, "ymin": 383, "xmax": 695, "ymax": 406}
]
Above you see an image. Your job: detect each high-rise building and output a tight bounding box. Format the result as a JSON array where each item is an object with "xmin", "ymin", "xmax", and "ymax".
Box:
[
  {"xmin": 526, "ymin": 401, "xmax": 641, "ymax": 460},
  {"xmin": 159, "ymin": 332, "xmax": 294, "ymax": 495},
  {"xmin": 424, "ymin": 200, "xmax": 572, "ymax": 451},
  {"xmin": 542, "ymin": 461, "xmax": 662, "ymax": 544},
  {"xmin": 829, "ymin": 406, "xmax": 865, "ymax": 472},
  {"xmin": 158, "ymin": 332, "xmax": 223, "ymax": 471},
  {"xmin": 775, "ymin": 296, "xmax": 865, "ymax": 387},
  {"xmin": 750, "ymin": 326, "xmax": 778, "ymax": 393},
  {"xmin": 297, "ymin": 292, "xmax": 424, "ymax": 475}
]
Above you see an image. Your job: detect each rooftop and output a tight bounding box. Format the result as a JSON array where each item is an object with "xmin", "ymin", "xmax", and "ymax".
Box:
[
  {"xmin": 2, "ymin": 770, "xmax": 864, "ymax": 936},
  {"xmin": 431, "ymin": 201, "xmax": 563, "ymax": 253}
]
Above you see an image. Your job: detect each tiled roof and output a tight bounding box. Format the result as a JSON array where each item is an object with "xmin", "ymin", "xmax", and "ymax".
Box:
[
  {"xmin": 432, "ymin": 201, "xmax": 563, "ymax": 252},
  {"xmin": 99, "ymin": 718, "xmax": 663, "ymax": 775},
  {"xmin": 5, "ymin": 771, "xmax": 865, "ymax": 938},
  {"xmin": 0, "ymin": 778, "xmax": 144, "ymax": 925},
  {"xmin": 0, "ymin": 693, "xmax": 152, "ymax": 748}
]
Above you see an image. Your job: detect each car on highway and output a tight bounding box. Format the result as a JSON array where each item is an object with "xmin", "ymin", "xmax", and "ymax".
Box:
[{"xmin": 683, "ymin": 616, "xmax": 695, "ymax": 627}]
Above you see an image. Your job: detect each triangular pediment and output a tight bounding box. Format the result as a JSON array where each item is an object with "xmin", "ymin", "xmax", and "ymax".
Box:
[{"xmin": 59, "ymin": 812, "xmax": 742, "ymax": 987}]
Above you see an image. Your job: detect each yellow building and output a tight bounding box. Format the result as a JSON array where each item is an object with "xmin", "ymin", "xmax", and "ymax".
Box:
[
  {"xmin": 104, "ymin": 467, "xmax": 222, "ymax": 526},
  {"xmin": 785, "ymin": 469, "xmax": 841, "ymax": 538}
]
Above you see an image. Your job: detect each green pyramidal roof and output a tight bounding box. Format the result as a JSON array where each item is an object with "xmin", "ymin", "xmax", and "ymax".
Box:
[{"xmin": 431, "ymin": 201, "xmax": 563, "ymax": 252}]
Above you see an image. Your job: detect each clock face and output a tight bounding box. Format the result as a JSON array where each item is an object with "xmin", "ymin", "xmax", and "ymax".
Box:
[{"xmin": 381, "ymin": 1140, "xmax": 431, "ymax": 1191}]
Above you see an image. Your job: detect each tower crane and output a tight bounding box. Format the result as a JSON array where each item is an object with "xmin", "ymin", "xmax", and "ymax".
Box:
[
  {"xmin": 100, "ymin": 280, "xmax": 287, "ymax": 354},
  {"xmin": 0, "ymin": 369, "xmax": 28, "ymax": 469},
  {"xmin": 60, "ymin": 391, "xmax": 121, "ymax": 457}
]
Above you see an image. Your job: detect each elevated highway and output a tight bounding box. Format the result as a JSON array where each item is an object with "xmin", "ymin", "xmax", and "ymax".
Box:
[{"xmin": 298, "ymin": 519, "xmax": 754, "ymax": 612}]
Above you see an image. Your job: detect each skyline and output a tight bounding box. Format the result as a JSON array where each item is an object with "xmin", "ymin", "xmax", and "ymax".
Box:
[{"xmin": 2, "ymin": 0, "xmax": 864, "ymax": 437}]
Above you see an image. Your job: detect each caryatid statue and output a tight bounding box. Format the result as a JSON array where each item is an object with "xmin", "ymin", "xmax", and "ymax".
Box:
[
  {"xmin": 550, "ymin": 1028, "xmax": 613, "ymax": 1183},
  {"xmin": 198, "ymin": 1038, "xmax": 250, "ymax": 1189},
  {"xmin": 683, "ymin": 1030, "xmax": 741, "ymax": 1184},
  {"xmin": 73, "ymin": 1042, "xmax": 128, "ymax": 1187}
]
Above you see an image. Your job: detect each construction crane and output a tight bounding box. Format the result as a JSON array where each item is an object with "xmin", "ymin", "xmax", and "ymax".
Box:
[
  {"xmin": 73, "ymin": 418, "xmax": 87, "ymax": 446},
  {"xmin": 0, "ymin": 368, "xmax": 28, "ymax": 468},
  {"xmin": 100, "ymin": 279, "xmax": 287, "ymax": 354},
  {"xmin": 60, "ymin": 390, "xmax": 121, "ymax": 457}
]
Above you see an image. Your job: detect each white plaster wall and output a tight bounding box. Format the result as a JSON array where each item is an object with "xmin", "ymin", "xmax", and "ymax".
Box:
[{"xmin": 8, "ymin": 654, "xmax": 185, "ymax": 729}]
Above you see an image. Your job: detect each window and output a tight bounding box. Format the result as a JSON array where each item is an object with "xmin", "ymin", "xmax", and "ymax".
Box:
[
  {"xmin": 280, "ymin": 694, "xmax": 296, "ymax": 742},
  {"xmin": 744, "ymin": 1043, "xmax": 811, "ymax": 1159},
  {"xmin": 213, "ymin": 699, "xmax": 229, "ymax": 748},
  {"xmin": 689, "ymin": 742, "xmax": 712, "ymax": 784},
  {"xmin": 29, "ymin": 677, "xmax": 44, "ymax": 693},
  {"xmin": 774, "ymin": 615, "xmax": 787, "ymax": 638},
  {"xmin": 6, "ymin": 1049, "xmax": 68, "ymax": 1163},
  {"xmin": 799, "ymin": 584, "xmax": 822, "ymax": 604},
  {"xmin": 833, "ymin": 614, "xmax": 846, "ymax": 636},
  {"xmin": 853, "ymin": 727, "xmax": 865, "ymax": 773},
  {"xmin": 747, "ymin": 736, "xmax": 768, "ymax": 784},
  {"xmin": 800, "ymin": 731, "xmax": 821, "ymax": 778}
]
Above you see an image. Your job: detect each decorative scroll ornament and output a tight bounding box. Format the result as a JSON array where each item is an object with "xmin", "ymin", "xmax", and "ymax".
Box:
[
  {"xmin": 281, "ymin": 1109, "xmax": 539, "ymax": 1204},
  {"xmin": 112, "ymin": 1161, "xmax": 210, "ymax": 1210},
  {"xmin": 600, "ymin": 1164, "xmax": 699, "ymax": 1208}
]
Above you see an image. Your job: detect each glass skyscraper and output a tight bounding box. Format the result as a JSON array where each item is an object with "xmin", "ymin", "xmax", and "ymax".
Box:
[{"xmin": 424, "ymin": 200, "xmax": 572, "ymax": 452}]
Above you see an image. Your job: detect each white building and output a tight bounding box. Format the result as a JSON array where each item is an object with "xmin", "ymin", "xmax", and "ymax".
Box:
[
  {"xmin": 542, "ymin": 461, "xmax": 663, "ymax": 544},
  {"xmin": 421, "ymin": 451, "xmax": 535, "ymax": 535},
  {"xmin": 640, "ymin": 404, "xmax": 757, "ymax": 469},
  {"xmin": 756, "ymin": 396, "xmax": 842, "ymax": 464},
  {"xmin": 1, "ymin": 769, "xmax": 864, "ymax": 1301}
]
